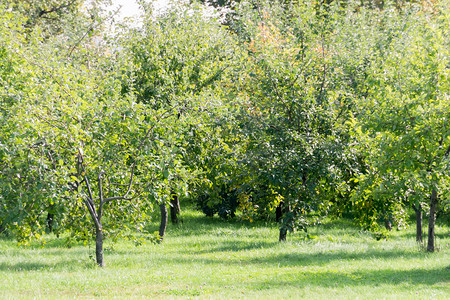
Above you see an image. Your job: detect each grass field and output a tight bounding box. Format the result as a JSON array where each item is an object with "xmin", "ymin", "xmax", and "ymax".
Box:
[{"xmin": 0, "ymin": 209, "xmax": 449, "ymax": 299}]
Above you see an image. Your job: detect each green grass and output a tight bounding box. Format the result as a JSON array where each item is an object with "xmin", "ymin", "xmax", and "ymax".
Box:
[{"xmin": 0, "ymin": 209, "xmax": 449, "ymax": 299}]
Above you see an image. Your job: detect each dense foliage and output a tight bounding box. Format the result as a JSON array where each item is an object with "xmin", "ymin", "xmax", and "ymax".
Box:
[{"xmin": 0, "ymin": 0, "xmax": 448, "ymax": 265}]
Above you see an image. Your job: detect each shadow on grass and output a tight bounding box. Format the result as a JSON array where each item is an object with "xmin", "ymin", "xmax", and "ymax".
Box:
[
  {"xmin": 0, "ymin": 234, "xmax": 15, "ymax": 242},
  {"xmin": 2, "ymin": 208, "xmax": 449, "ymax": 282},
  {"xmin": 160, "ymin": 245, "xmax": 440, "ymax": 267},
  {"xmin": 245, "ymin": 248, "xmax": 435, "ymax": 267},
  {"xmin": 393, "ymin": 231, "xmax": 450, "ymax": 241},
  {"xmin": 150, "ymin": 245, "xmax": 450, "ymax": 287},
  {"xmin": 0, "ymin": 258, "xmax": 95, "ymax": 272},
  {"xmin": 254, "ymin": 265, "xmax": 450, "ymax": 288},
  {"xmin": 192, "ymin": 240, "xmax": 279, "ymax": 253}
]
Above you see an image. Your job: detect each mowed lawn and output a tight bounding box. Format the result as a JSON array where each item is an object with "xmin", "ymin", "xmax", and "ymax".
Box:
[{"xmin": 0, "ymin": 209, "xmax": 449, "ymax": 299}]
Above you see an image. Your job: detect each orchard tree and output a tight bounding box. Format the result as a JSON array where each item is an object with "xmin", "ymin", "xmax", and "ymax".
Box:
[
  {"xmin": 0, "ymin": 7, "xmax": 63, "ymax": 240},
  {"xmin": 13, "ymin": 46, "xmax": 188, "ymax": 265},
  {"xmin": 1, "ymin": 3, "xmax": 186, "ymax": 266},
  {"xmin": 348, "ymin": 2, "xmax": 449, "ymax": 250},
  {"xmin": 126, "ymin": 1, "xmax": 242, "ymax": 222},
  {"xmin": 230, "ymin": 1, "xmax": 349, "ymax": 240},
  {"xmin": 0, "ymin": 0, "xmax": 122, "ymax": 238}
]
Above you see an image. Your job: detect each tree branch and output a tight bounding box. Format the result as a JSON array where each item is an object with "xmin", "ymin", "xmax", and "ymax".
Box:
[
  {"xmin": 84, "ymin": 198, "xmax": 100, "ymax": 229},
  {"xmin": 38, "ymin": 1, "xmax": 77, "ymax": 17},
  {"xmin": 103, "ymin": 163, "xmax": 135, "ymax": 204},
  {"xmin": 83, "ymin": 175, "xmax": 101, "ymax": 229},
  {"xmin": 103, "ymin": 196, "xmax": 132, "ymax": 203}
]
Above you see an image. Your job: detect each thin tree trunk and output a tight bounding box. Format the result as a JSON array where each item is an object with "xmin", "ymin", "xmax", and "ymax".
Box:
[
  {"xmin": 47, "ymin": 212, "xmax": 54, "ymax": 233},
  {"xmin": 275, "ymin": 202, "xmax": 283, "ymax": 223},
  {"xmin": 170, "ymin": 192, "xmax": 180, "ymax": 224},
  {"xmin": 384, "ymin": 219, "xmax": 392, "ymax": 231},
  {"xmin": 413, "ymin": 204, "xmax": 423, "ymax": 243},
  {"xmin": 427, "ymin": 189, "xmax": 438, "ymax": 252},
  {"xmin": 279, "ymin": 203, "xmax": 291, "ymax": 242},
  {"xmin": 95, "ymin": 227, "xmax": 104, "ymax": 267},
  {"xmin": 383, "ymin": 210, "xmax": 392, "ymax": 231},
  {"xmin": 159, "ymin": 202, "xmax": 168, "ymax": 241},
  {"xmin": 279, "ymin": 227, "xmax": 287, "ymax": 241}
]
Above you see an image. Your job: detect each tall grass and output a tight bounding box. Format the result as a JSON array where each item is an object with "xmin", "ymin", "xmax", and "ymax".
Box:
[{"xmin": 0, "ymin": 209, "xmax": 448, "ymax": 299}]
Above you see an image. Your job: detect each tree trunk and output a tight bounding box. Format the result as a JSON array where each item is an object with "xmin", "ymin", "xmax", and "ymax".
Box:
[
  {"xmin": 275, "ymin": 202, "xmax": 283, "ymax": 222},
  {"xmin": 279, "ymin": 227, "xmax": 287, "ymax": 241},
  {"xmin": 95, "ymin": 227, "xmax": 104, "ymax": 267},
  {"xmin": 159, "ymin": 202, "xmax": 168, "ymax": 242},
  {"xmin": 47, "ymin": 212, "xmax": 54, "ymax": 233},
  {"xmin": 170, "ymin": 193, "xmax": 180, "ymax": 224},
  {"xmin": 427, "ymin": 189, "xmax": 438, "ymax": 252},
  {"xmin": 279, "ymin": 203, "xmax": 291, "ymax": 242},
  {"xmin": 382, "ymin": 208, "xmax": 392, "ymax": 231},
  {"xmin": 384, "ymin": 215, "xmax": 392, "ymax": 231},
  {"xmin": 413, "ymin": 204, "xmax": 423, "ymax": 243}
]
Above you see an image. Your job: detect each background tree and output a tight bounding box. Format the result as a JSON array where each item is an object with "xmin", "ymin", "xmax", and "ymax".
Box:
[
  {"xmin": 127, "ymin": 1, "xmax": 242, "ymax": 222},
  {"xmin": 345, "ymin": 2, "xmax": 449, "ymax": 250},
  {"xmin": 224, "ymin": 0, "xmax": 353, "ymax": 240}
]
